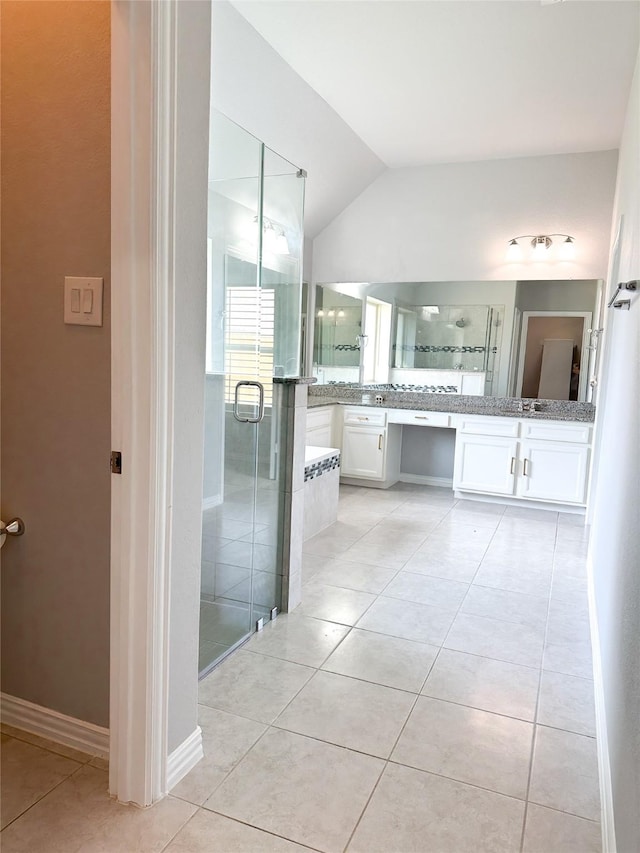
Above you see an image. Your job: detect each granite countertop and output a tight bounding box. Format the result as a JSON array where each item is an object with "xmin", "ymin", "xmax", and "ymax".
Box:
[{"xmin": 307, "ymin": 386, "xmax": 595, "ymax": 423}]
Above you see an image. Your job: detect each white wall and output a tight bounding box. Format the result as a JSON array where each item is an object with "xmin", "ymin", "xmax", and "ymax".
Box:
[
  {"xmin": 312, "ymin": 151, "xmax": 618, "ymax": 284},
  {"xmin": 210, "ymin": 1, "xmax": 384, "ymax": 242},
  {"xmin": 589, "ymin": 49, "xmax": 640, "ymax": 853},
  {"xmin": 167, "ymin": 1, "xmax": 211, "ymax": 753}
]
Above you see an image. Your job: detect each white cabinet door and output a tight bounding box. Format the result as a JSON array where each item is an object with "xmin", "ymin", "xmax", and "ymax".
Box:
[
  {"xmin": 453, "ymin": 434, "xmax": 518, "ymax": 495},
  {"xmin": 306, "ymin": 407, "xmax": 334, "ymax": 447},
  {"xmin": 341, "ymin": 425, "xmax": 385, "ymax": 479},
  {"xmin": 517, "ymin": 440, "xmax": 589, "ymax": 504},
  {"xmin": 306, "ymin": 423, "xmax": 333, "ymax": 447}
]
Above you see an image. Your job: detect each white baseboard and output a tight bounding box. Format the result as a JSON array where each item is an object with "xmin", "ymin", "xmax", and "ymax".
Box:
[
  {"xmin": 398, "ymin": 473, "xmax": 453, "ymax": 489},
  {"xmin": 586, "ymin": 557, "xmax": 616, "ymax": 853},
  {"xmin": 202, "ymin": 494, "xmax": 222, "ymax": 511},
  {"xmin": 453, "ymin": 490, "xmax": 586, "ymax": 515},
  {"xmin": 1, "ymin": 692, "xmax": 109, "ymax": 758},
  {"xmin": 166, "ymin": 725, "xmax": 203, "ymax": 792}
]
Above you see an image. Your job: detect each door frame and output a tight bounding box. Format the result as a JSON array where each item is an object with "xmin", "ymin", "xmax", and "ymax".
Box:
[
  {"xmin": 110, "ymin": 0, "xmax": 206, "ymax": 806},
  {"xmin": 514, "ymin": 311, "xmax": 592, "ymax": 401}
]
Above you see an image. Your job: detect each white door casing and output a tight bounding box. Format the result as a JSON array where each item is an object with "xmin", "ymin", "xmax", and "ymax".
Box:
[{"xmin": 110, "ymin": 0, "xmax": 208, "ymax": 806}]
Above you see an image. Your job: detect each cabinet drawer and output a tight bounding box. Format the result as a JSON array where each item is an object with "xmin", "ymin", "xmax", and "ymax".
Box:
[
  {"xmin": 521, "ymin": 421, "xmax": 592, "ymax": 444},
  {"xmin": 457, "ymin": 416, "xmax": 519, "ymax": 437},
  {"xmin": 388, "ymin": 409, "xmax": 450, "ymax": 427},
  {"xmin": 343, "ymin": 407, "xmax": 387, "ymax": 427}
]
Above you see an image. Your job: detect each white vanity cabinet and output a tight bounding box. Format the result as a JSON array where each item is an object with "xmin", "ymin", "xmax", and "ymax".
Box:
[
  {"xmin": 516, "ymin": 422, "xmax": 591, "ymax": 504},
  {"xmin": 453, "ymin": 418, "xmax": 519, "ymax": 496},
  {"xmin": 305, "ymin": 405, "xmax": 335, "ymax": 447},
  {"xmin": 340, "ymin": 407, "xmax": 401, "ymax": 486},
  {"xmin": 453, "ymin": 416, "xmax": 591, "ymax": 506}
]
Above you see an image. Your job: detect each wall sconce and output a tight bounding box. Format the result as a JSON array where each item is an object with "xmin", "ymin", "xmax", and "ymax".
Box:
[{"xmin": 506, "ymin": 234, "xmax": 575, "ymax": 261}]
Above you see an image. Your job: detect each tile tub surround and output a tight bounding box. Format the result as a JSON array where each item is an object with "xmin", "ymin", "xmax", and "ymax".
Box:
[
  {"xmin": 303, "ymin": 446, "xmax": 341, "ymax": 541},
  {"xmin": 308, "ymin": 383, "xmax": 596, "ymax": 422},
  {"xmin": 273, "ymin": 378, "xmax": 316, "ymax": 612},
  {"xmin": 0, "ymin": 485, "xmax": 602, "ymax": 851}
]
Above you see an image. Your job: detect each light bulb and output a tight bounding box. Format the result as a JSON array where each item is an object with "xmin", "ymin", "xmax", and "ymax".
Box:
[
  {"xmin": 560, "ymin": 236, "xmax": 576, "ymax": 260},
  {"xmin": 327, "ymin": 309, "xmax": 335, "ymax": 317},
  {"xmin": 338, "ymin": 309, "xmax": 345, "ymax": 317},
  {"xmin": 317, "ymin": 309, "xmax": 324, "ymax": 317},
  {"xmin": 506, "ymin": 239, "xmax": 522, "ymax": 262}
]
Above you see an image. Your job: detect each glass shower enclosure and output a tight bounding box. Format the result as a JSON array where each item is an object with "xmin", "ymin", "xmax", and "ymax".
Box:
[{"xmin": 199, "ymin": 111, "xmax": 305, "ymax": 676}]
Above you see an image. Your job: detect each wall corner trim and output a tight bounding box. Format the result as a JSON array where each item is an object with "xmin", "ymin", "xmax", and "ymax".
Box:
[
  {"xmin": 166, "ymin": 726, "xmax": 203, "ymax": 792},
  {"xmin": 587, "ymin": 556, "xmax": 617, "ymax": 853},
  {"xmin": 0, "ymin": 693, "xmax": 109, "ymax": 758}
]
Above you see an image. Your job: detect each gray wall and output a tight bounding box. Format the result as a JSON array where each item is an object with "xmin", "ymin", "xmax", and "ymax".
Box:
[
  {"xmin": 400, "ymin": 427, "xmax": 456, "ymax": 481},
  {"xmin": 515, "ymin": 279, "xmax": 598, "ymax": 313},
  {"xmin": 1, "ymin": 1, "xmax": 111, "ymax": 727},
  {"xmin": 589, "ymin": 47, "xmax": 640, "ymax": 852}
]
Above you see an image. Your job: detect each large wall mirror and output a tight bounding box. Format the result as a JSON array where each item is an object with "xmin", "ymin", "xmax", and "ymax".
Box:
[{"xmin": 311, "ymin": 279, "xmax": 604, "ymax": 401}]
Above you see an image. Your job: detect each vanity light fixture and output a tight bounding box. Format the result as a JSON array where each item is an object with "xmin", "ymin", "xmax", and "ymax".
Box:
[
  {"xmin": 252, "ymin": 215, "xmax": 290, "ymax": 255},
  {"xmin": 506, "ymin": 234, "xmax": 575, "ymax": 260}
]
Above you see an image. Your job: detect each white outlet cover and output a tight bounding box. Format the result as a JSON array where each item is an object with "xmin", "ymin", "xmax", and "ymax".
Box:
[{"xmin": 64, "ymin": 277, "xmax": 103, "ymax": 326}]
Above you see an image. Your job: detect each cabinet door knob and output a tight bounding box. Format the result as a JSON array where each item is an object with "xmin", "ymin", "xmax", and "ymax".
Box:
[
  {"xmin": 378, "ymin": 435, "xmax": 383, "ymax": 451},
  {"xmin": 523, "ymin": 458, "xmax": 530, "ymax": 476},
  {"xmin": 510, "ymin": 457, "xmax": 516, "ymax": 475},
  {"xmin": 415, "ymin": 415, "xmax": 429, "ymax": 420}
]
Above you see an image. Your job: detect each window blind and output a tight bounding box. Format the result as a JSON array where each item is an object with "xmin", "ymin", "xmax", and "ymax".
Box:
[{"xmin": 224, "ymin": 286, "xmax": 275, "ymax": 406}]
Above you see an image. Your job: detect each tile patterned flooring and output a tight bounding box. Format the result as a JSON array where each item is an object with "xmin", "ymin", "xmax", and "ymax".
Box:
[{"xmin": 0, "ymin": 484, "xmax": 601, "ymax": 852}]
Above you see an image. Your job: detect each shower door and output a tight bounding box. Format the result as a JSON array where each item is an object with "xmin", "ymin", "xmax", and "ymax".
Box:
[{"xmin": 199, "ymin": 112, "xmax": 304, "ymax": 676}]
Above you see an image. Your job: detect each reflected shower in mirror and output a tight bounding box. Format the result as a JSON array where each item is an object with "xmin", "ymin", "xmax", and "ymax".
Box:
[{"xmin": 313, "ymin": 286, "xmax": 363, "ymax": 384}]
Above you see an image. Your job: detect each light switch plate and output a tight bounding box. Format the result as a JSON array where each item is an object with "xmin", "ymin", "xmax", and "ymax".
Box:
[{"xmin": 64, "ymin": 277, "xmax": 103, "ymax": 326}]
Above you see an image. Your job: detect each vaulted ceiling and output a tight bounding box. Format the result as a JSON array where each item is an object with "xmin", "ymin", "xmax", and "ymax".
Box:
[{"xmin": 232, "ymin": 0, "xmax": 639, "ymax": 168}]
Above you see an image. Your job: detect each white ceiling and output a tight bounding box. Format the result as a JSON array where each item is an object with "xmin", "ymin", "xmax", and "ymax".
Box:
[{"xmin": 231, "ymin": 0, "xmax": 640, "ymax": 169}]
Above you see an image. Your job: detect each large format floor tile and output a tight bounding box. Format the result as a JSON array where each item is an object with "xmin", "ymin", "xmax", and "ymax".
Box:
[
  {"xmin": 1, "ymin": 737, "xmax": 82, "ymax": 830},
  {"xmin": 391, "ymin": 696, "xmax": 533, "ymax": 798},
  {"xmin": 523, "ymin": 803, "xmax": 601, "ymax": 853},
  {"xmin": 275, "ymin": 670, "xmax": 415, "ymax": 758},
  {"xmin": 1, "ymin": 482, "xmax": 603, "ymax": 853},
  {"xmin": 348, "ymin": 762, "xmax": 525, "ymax": 853},
  {"xmin": 357, "ymin": 596, "xmax": 455, "ymax": 645},
  {"xmin": 244, "ymin": 612, "xmax": 350, "ymax": 668},
  {"xmin": 198, "ymin": 649, "xmax": 314, "ymax": 723},
  {"xmin": 529, "ymin": 726, "xmax": 601, "ymax": 820},
  {"xmin": 165, "ymin": 809, "xmax": 309, "ymax": 852},
  {"xmin": 384, "ymin": 571, "xmax": 469, "ymax": 610},
  {"xmin": 537, "ymin": 670, "xmax": 596, "ymax": 736},
  {"xmin": 322, "ymin": 627, "xmax": 438, "ymax": 693},
  {"xmin": 0, "ymin": 765, "xmax": 196, "ymax": 853},
  {"xmin": 205, "ymin": 728, "xmax": 384, "ymax": 853},
  {"xmin": 311, "ymin": 558, "xmax": 398, "ymax": 594},
  {"xmin": 444, "ymin": 612, "xmax": 544, "ymax": 667},
  {"xmin": 170, "ymin": 705, "xmax": 266, "ymax": 806},
  {"xmin": 296, "ymin": 583, "xmax": 376, "ymax": 625},
  {"xmin": 422, "ymin": 648, "xmax": 540, "ymax": 721}
]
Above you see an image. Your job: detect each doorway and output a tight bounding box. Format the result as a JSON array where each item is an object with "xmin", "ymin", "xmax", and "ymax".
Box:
[
  {"xmin": 515, "ymin": 312, "xmax": 592, "ymax": 401},
  {"xmin": 199, "ymin": 112, "xmax": 305, "ymax": 676}
]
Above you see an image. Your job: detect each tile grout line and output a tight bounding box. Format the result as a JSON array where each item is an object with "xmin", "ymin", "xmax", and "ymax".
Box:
[{"xmin": 518, "ymin": 515, "xmax": 564, "ymax": 853}]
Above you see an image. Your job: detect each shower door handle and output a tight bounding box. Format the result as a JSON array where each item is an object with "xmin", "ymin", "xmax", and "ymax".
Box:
[{"xmin": 233, "ymin": 381, "xmax": 265, "ymax": 424}]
